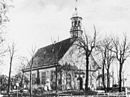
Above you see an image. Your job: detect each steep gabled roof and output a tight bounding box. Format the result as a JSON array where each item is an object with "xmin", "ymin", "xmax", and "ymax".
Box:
[{"xmin": 26, "ymin": 38, "xmax": 76, "ymax": 70}]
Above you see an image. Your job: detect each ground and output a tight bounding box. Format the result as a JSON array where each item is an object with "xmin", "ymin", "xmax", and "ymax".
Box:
[{"xmin": 1, "ymin": 90, "xmax": 97, "ymax": 97}]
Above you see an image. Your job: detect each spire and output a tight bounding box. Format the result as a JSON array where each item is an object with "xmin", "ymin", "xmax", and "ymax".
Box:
[
  {"xmin": 74, "ymin": 0, "xmax": 78, "ymax": 16},
  {"xmin": 70, "ymin": 0, "xmax": 83, "ymax": 38}
]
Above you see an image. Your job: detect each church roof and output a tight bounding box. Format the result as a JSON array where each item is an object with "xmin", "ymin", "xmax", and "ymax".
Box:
[{"xmin": 25, "ymin": 38, "xmax": 76, "ymax": 71}]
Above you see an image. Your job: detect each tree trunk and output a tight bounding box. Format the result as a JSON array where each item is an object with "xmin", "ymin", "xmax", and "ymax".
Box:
[
  {"xmin": 85, "ymin": 56, "xmax": 89, "ymax": 91},
  {"xmin": 102, "ymin": 59, "xmax": 106, "ymax": 92},
  {"xmin": 30, "ymin": 57, "xmax": 34, "ymax": 97},
  {"xmin": 7, "ymin": 57, "xmax": 13, "ymax": 97},
  {"xmin": 20, "ymin": 73, "xmax": 24, "ymax": 87},
  {"xmin": 30, "ymin": 69, "xmax": 32, "ymax": 97},
  {"xmin": 55, "ymin": 64, "xmax": 58, "ymax": 96},
  {"xmin": 107, "ymin": 68, "xmax": 110, "ymax": 92},
  {"xmin": 119, "ymin": 63, "xmax": 123, "ymax": 92}
]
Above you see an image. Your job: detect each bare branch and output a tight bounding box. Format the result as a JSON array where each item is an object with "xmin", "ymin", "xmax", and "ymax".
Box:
[{"xmin": 111, "ymin": 35, "xmax": 130, "ymax": 92}]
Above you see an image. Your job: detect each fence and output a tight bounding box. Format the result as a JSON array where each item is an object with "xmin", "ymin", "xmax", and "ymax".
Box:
[
  {"xmin": 56, "ymin": 92, "xmax": 130, "ymax": 97},
  {"xmin": 96, "ymin": 92, "xmax": 130, "ymax": 97},
  {"xmin": 4, "ymin": 91, "xmax": 130, "ymax": 97}
]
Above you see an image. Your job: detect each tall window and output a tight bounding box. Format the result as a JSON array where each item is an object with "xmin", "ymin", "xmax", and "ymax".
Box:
[
  {"xmin": 51, "ymin": 70, "xmax": 56, "ymax": 90},
  {"xmin": 41, "ymin": 72, "xmax": 46, "ymax": 85},
  {"xmin": 66, "ymin": 73, "xmax": 71, "ymax": 89},
  {"xmin": 32, "ymin": 73, "xmax": 36, "ymax": 85},
  {"xmin": 51, "ymin": 71, "xmax": 55, "ymax": 82}
]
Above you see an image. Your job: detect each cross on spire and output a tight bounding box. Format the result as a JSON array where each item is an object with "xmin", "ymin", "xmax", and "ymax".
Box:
[{"xmin": 74, "ymin": 0, "xmax": 78, "ymax": 16}]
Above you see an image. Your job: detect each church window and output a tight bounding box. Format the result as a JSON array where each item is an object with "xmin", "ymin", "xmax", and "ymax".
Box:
[
  {"xmin": 51, "ymin": 70, "xmax": 56, "ymax": 90},
  {"xmin": 51, "ymin": 71, "xmax": 56, "ymax": 82},
  {"xmin": 41, "ymin": 72, "xmax": 46, "ymax": 85},
  {"xmin": 32, "ymin": 73, "xmax": 36, "ymax": 85},
  {"xmin": 66, "ymin": 73, "xmax": 71, "ymax": 89}
]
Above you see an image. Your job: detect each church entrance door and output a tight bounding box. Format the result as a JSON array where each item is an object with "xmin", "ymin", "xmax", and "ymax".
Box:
[{"xmin": 77, "ymin": 76, "xmax": 83, "ymax": 90}]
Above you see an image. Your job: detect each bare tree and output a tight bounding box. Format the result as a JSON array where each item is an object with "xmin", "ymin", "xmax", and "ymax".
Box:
[
  {"xmin": 18, "ymin": 46, "xmax": 37, "ymax": 97},
  {"xmin": 105, "ymin": 42, "xmax": 115, "ymax": 91},
  {"xmin": 14, "ymin": 56, "xmax": 28, "ymax": 89},
  {"xmin": 0, "ymin": 0, "xmax": 9, "ymax": 43},
  {"xmin": 96, "ymin": 40, "xmax": 107, "ymax": 91},
  {"xmin": 75, "ymin": 26, "xmax": 97, "ymax": 90},
  {"xmin": 0, "ymin": 0, "xmax": 10, "ymax": 60},
  {"xmin": 111, "ymin": 35, "xmax": 130, "ymax": 92},
  {"xmin": 7, "ymin": 43, "xmax": 15, "ymax": 96},
  {"xmin": 0, "ymin": 0, "xmax": 9, "ymax": 25},
  {"xmin": 28, "ymin": 46, "xmax": 37, "ymax": 97},
  {"xmin": 51, "ymin": 40, "xmax": 62, "ymax": 96},
  {"xmin": 0, "ymin": 1, "xmax": 12, "ymax": 95},
  {"xmin": 97, "ymin": 38, "xmax": 115, "ymax": 92}
]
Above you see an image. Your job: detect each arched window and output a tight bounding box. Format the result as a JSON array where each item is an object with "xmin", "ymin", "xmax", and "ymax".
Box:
[{"xmin": 66, "ymin": 73, "xmax": 71, "ymax": 89}]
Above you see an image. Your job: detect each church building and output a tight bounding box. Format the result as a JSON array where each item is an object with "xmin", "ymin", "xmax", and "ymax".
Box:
[{"xmin": 23, "ymin": 2, "xmax": 100, "ymax": 91}]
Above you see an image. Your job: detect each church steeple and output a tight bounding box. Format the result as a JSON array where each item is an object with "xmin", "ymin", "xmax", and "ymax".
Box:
[{"xmin": 70, "ymin": 0, "xmax": 83, "ymax": 38}]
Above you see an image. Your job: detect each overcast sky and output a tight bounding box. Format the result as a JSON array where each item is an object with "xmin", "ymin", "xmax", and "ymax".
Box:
[
  {"xmin": 1, "ymin": 0, "xmax": 130, "ymax": 86},
  {"xmin": 7, "ymin": 0, "xmax": 130, "ymax": 55}
]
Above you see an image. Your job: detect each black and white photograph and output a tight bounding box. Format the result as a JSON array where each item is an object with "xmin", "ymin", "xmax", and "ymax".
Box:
[{"xmin": 0, "ymin": 0, "xmax": 130, "ymax": 97}]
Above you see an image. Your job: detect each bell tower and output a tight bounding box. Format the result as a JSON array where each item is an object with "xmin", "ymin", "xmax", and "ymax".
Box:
[{"xmin": 70, "ymin": 0, "xmax": 83, "ymax": 38}]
